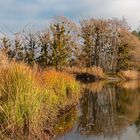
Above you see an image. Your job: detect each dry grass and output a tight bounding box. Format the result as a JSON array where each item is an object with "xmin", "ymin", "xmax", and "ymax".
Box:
[
  {"xmin": 0, "ymin": 62, "xmax": 45, "ymax": 138},
  {"xmin": 63, "ymin": 66, "xmax": 105, "ymax": 79},
  {"xmin": 43, "ymin": 70, "xmax": 80, "ymax": 109},
  {"xmin": 119, "ymin": 70, "xmax": 140, "ymax": 80},
  {"xmin": 0, "ymin": 52, "xmax": 9, "ymax": 69},
  {"xmin": 0, "ymin": 62, "xmax": 80, "ymax": 139}
]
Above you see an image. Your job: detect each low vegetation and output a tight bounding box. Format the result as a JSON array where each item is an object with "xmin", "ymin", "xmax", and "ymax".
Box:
[
  {"xmin": 43, "ymin": 70, "xmax": 80, "ymax": 108},
  {"xmin": 1, "ymin": 16, "xmax": 140, "ymax": 139},
  {"xmin": 0, "ymin": 62, "xmax": 80, "ymax": 139},
  {"xmin": 63, "ymin": 66, "xmax": 106, "ymax": 83},
  {"xmin": 119, "ymin": 70, "xmax": 140, "ymax": 80}
]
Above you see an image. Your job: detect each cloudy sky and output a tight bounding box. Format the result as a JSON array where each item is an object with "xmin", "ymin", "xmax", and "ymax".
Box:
[{"xmin": 0, "ymin": 0, "xmax": 140, "ymax": 34}]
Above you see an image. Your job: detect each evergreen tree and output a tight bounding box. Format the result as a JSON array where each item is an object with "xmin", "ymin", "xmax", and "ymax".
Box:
[
  {"xmin": 50, "ymin": 23, "xmax": 72, "ymax": 70},
  {"xmin": 0, "ymin": 36, "xmax": 13, "ymax": 60},
  {"xmin": 13, "ymin": 34, "xmax": 24, "ymax": 61},
  {"xmin": 38, "ymin": 31, "xmax": 51, "ymax": 68},
  {"xmin": 24, "ymin": 32, "xmax": 38, "ymax": 66}
]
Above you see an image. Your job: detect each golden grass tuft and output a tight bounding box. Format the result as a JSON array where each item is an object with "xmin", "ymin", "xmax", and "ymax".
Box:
[
  {"xmin": 119, "ymin": 70, "xmax": 139, "ymax": 80},
  {"xmin": 43, "ymin": 70, "xmax": 80, "ymax": 108},
  {"xmin": 0, "ymin": 62, "xmax": 80, "ymax": 139},
  {"xmin": 0, "ymin": 52, "xmax": 9, "ymax": 69},
  {"xmin": 0, "ymin": 62, "xmax": 45, "ymax": 138}
]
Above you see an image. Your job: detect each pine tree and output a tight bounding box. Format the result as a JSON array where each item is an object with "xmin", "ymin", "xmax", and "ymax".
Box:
[
  {"xmin": 14, "ymin": 34, "xmax": 24, "ymax": 61},
  {"xmin": 38, "ymin": 31, "xmax": 51, "ymax": 68},
  {"xmin": 0, "ymin": 36, "xmax": 13, "ymax": 60},
  {"xmin": 24, "ymin": 32, "xmax": 38, "ymax": 66},
  {"xmin": 50, "ymin": 23, "xmax": 72, "ymax": 70}
]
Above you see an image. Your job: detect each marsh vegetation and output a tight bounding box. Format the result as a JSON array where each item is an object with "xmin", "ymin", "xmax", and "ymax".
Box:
[
  {"xmin": 0, "ymin": 16, "xmax": 140, "ymax": 139},
  {"xmin": 57, "ymin": 81, "xmax": 140, "ymax": 140}
]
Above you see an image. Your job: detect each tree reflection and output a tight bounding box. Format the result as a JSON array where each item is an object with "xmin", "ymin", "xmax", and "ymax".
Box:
[{"xmin": 78, "ymin": 82, "xmax": 140, "ymax": 138}]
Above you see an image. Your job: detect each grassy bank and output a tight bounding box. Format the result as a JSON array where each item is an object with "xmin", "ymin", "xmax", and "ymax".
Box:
[
  {"xmin": 63, "ymin": 66, "xmax": 106, "ymax": 83},
  {"xmin": 63, "ymin": 66, "xmax": 140, "ymax": 81},
  {"xmin": 0, "ymin": 62, "xmax": 80, "ymax": 139}
]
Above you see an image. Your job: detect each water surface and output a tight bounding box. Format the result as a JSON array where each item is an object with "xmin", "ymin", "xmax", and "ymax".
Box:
[{"xmin": 56, "ymin": 81, "xmax": 140, "ymax": 140}]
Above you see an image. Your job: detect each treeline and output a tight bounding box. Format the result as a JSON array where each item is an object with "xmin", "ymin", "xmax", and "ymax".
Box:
[{"xmin": 1, "ymin": 16, "xmax": 140, "ymax": 72}]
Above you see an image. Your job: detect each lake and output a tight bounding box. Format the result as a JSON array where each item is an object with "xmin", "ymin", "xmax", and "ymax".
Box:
[{"xmin": 55, "ymin": 80, "xmax": 140, "ymax": 140}]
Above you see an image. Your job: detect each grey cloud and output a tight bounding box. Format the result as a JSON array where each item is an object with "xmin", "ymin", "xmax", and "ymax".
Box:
[{"xmin": 0, "ymin": 0, "xmax": 140, "ymax": 33}]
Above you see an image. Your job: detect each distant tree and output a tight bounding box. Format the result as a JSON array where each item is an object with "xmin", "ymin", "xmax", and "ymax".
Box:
[
  {"xmin": 132, "ymin": 30, "xmax": 140, "ymax": 39},
  {"xmin": 79, "ymin": 17, "xmax": 133, "ymax": 73},
  {"xmin": 0, "ymin": 16, "xmax": 139, "ymax": 72},
  {"xmin": 13, "ymin": 34, "xmax": 24, "ymax": 61},
  {"xmin": 50, "ymin": 23, "xmax": 73, "ymax": 70},
  {"xmin": 23, "ymin": 32, "xmax": 38, "ymax": 66},
  {"xmin": 80, "ymin": 19, "xmax": 111, "ymax": 68},
  {"xmin": 0, "ymin": 36, "xmax": 13, "ymax": 60},
  {"xmin": 80, "ymin": 19, "xmax": 95, "ymax": 67},
  {"xmin": 117, "ymin": 29, "xmax": 140, "ymax": 70},
  {"xmin": 51, "ymin": 16, "xmax": 80, "ymax": 67},
  {"xmin": 37, "ymin": 30, "xmax": 51, "ymax": 68},
  {"xmin": 117, "ymin": 30, "xmax": 131, "ymax": 70}
]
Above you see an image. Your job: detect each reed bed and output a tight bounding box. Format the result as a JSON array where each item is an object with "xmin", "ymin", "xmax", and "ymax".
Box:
[
  {"xmin": 43, "ymin": 70, "xmax": 80, "ymax": 109},
  {"xmin": 0, "ymin": 62, "xmax": 80, "ymax": 139}
]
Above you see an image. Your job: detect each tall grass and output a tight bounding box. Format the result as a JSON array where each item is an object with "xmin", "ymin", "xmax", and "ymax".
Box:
[
  {"xmin": 0, "ymin": 52, "xmax": 9, "ymax": 69},
  {"xmin": 0, "ymin": 62, "xmax": 80, "ymax": 139},
  {"xmin": 0, "ymin": 62, "xmax": 45, "ymax": 138},
  {"xmin": 43, "ymin": 70, "xmax": 80, "ymax": 109}
]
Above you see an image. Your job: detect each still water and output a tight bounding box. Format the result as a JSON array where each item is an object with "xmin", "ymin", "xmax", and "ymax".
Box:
[{"xmin": 55, "ymin": 81, "xmax": 140, "ymax": 140}]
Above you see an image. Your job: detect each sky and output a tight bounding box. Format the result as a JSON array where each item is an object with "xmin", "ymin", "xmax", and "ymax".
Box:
[{"xmin": 0, "ymin": 0, "xmax": 140, "ymax": 34}]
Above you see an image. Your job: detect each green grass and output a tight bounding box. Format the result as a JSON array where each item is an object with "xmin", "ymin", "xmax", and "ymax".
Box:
[
  {"xmin": 0, "ymin": 62, "xmax": 80, "ymax": 139},
  {"xmin": 0, "ymin": 62, "xmax": 44, "ymax": 138},
  {"xmin": 43, "ymin": 70, "xmax": 80, "ymax": 109}
]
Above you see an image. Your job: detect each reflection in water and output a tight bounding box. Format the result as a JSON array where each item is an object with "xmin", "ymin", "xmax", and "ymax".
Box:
[
  {"xmin": 81, "ymin": 81, "xmax": 105, "ymax": 93},
  {"xmin": 135, "ymin": 113, "xmax": 140, "ymax": 137},
  {"xmin": 57, "ymin": 81, "xmax": 140, "ymax": 140},
  {"xmin": 118, "ymin": 80, "xmax": 140, "ymax": 90},
  {"xmin": 54, "ymin": 108, "xmax": 77, "ymax": 135}
]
